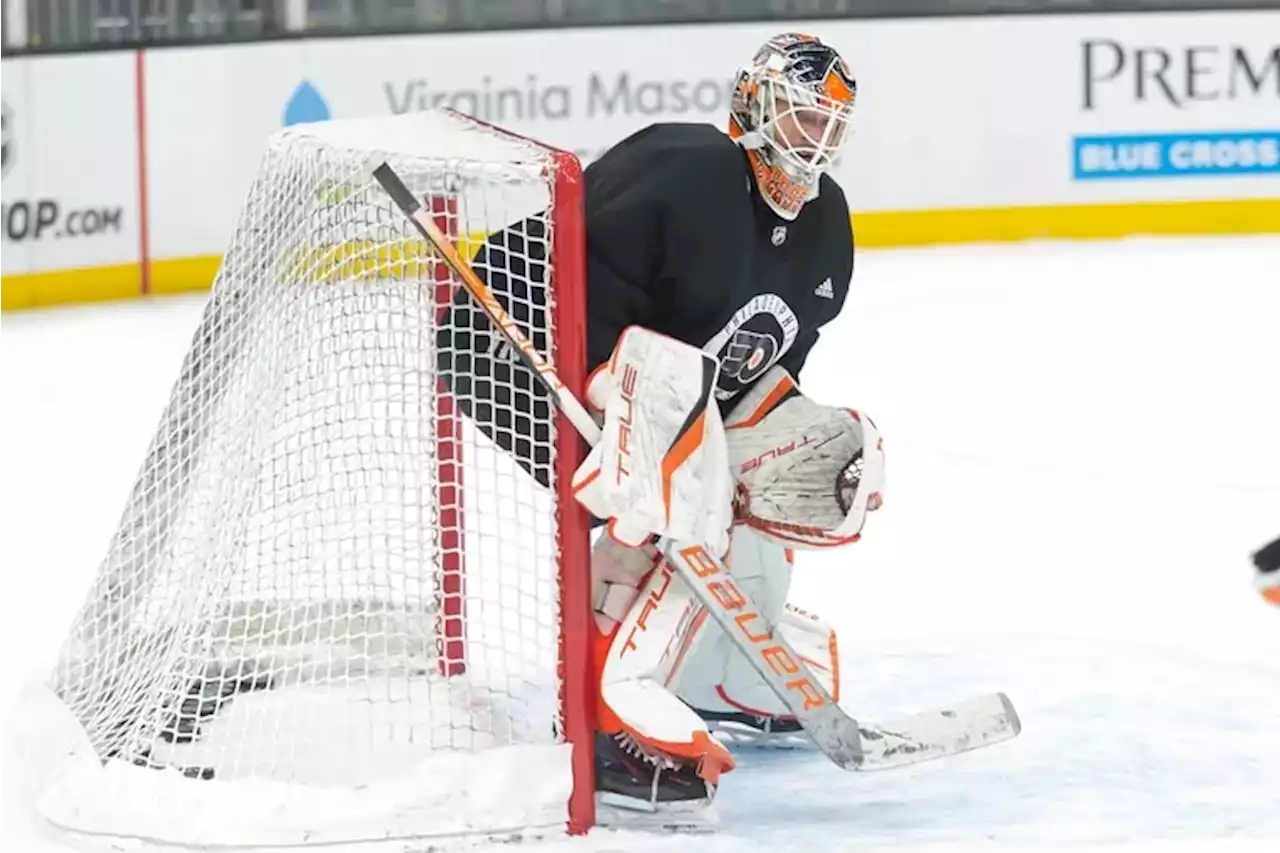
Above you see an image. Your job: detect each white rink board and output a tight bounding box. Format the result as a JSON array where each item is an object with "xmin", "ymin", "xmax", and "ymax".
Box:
[
  {"xmin": 0, "ymin": 53, "xmax": 140, "ymax": 277},
  {"xmin": 3, "ymin": 11, "xmax": 1278, "ymax": 276},
  {"xmin": 141, "ymin": 12, "xmax": 1280, "ymax": 259},
  {"xmin": 141, "ymin": 42, "xmax": 306, "ymax": 264}
]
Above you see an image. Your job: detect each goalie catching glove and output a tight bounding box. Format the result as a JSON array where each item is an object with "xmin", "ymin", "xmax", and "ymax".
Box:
[{"xmin": 725, "ymin": 364, "xmax": 884, "ymax": 548}]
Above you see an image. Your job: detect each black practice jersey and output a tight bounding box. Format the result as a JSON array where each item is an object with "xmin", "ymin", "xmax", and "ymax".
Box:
[
  {"xmin": 580, "ymin": 122, "xmax": 854, "ymax": 405},
  {"xmin": 436, "ymin": 122, "xmax": 855, "ymax": 484}
]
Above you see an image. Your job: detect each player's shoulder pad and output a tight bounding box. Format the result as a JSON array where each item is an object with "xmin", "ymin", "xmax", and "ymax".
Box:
[{"xmin": 629, "ymin": 122, "xmax": 751, "ymax": 191}]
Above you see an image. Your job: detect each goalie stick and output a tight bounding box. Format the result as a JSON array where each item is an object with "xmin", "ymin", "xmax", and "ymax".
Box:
[{"xmin": 369, "ymin": 158, "xmax": 1021, "ymax": 772}]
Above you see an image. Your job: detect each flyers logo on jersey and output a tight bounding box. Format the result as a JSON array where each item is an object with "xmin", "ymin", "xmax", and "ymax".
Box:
[{"xmin": 704, "ymin": 294, "xmax": 800, "ymax": 402}]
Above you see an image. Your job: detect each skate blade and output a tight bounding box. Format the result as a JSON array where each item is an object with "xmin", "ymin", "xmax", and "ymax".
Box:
[
  {"xmin": 708, "ymin": 720, "xmax": 812, "ymax": 750},
  {"xmin": 595, "ymin": 792, "xmax": 719, "ymax": 833}
]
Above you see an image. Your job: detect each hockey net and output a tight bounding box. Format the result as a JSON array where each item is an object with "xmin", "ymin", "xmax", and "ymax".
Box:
[{"xmin": 27, "ymin": 110, "xmax": 594, "ymax": 846}]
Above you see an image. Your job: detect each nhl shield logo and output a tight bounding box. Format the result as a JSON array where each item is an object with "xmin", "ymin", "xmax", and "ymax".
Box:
[
  {"xmin": 771, "ymin": 225, "xmax": 787, "ymax": 246},
  {"xmin": 1, "ymin": 101, "xmax": 12, "ymax": 180}
]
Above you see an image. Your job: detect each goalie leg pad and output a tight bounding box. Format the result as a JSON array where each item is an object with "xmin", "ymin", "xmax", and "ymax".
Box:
[
  {"xmin": 592, "ymin": 538, "xmax": 735, "ymax": 785},
  {"xmin": 673, "ymin": 527, "xmax": 841, "ymax": 736}
]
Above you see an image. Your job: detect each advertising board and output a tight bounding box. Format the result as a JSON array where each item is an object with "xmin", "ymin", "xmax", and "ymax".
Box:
[
  {"xmin": 1070, "ymin": 18, "xmax": 1278, "ymax": 190},
  {"xmin": 3, "ymin": 11, "xmax": 1277, "ymax": 309},
  {"xmin": 1, "ymin": 53, "xmax": 141, "ymax": 306}
]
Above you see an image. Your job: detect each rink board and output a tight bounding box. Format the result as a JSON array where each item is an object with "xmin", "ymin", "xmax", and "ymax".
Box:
[{"xmin": 2, "ymin": 9, "xmax": 1279, "ymax": 310}]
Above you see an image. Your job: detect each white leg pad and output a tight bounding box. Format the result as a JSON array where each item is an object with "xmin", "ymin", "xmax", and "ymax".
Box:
[
  {"xmin": 673, "ymin": 527, "xmax": 841, "ymax": 720},
  {"xmin": 600, "ymin": 560, "xmax": 712, "ymax": 742},
  {"xmin": 596, "ymin": 548, "xmax": 735, "ymax": 778}
]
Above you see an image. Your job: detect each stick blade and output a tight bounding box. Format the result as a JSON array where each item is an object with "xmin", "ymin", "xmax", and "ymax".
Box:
[{"xmin": 853, "ymin": 691, "xmax": 1022, "ymax": 771}]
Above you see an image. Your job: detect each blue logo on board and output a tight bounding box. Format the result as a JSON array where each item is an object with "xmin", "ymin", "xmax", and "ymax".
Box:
[
  {"xmin": 1072, "ymin": 130, "xmax": 1280, "ymax": 181},
  {"xmin": 284, "ymin": 81, "xmax": 331, "ymax": 127}
]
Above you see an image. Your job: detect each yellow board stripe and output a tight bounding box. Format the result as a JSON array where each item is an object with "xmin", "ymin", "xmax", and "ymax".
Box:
[
  {"xmin": 1, "ymin": 256, "xmax": 220, "ymax": 311},
  {"xmin": 4, "ymin": 197, "xmax": 1278, "ymax": 312},
  {"xmin": 854, "ymin": 197, "xmax": 1280, "ymax": 247},
  {"xmin": 148, "ymin": 256, "xmax": 226, "ymax": 297}
]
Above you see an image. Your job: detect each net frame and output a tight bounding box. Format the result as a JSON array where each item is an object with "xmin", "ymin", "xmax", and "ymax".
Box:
[{"xmin": 36, "ymin": 109, "xmax": 597, "ymax": 841}]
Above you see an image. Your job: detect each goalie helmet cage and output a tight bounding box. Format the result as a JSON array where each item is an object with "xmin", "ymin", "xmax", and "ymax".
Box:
[{"xmin": 31, "ymin": 109, "xmax": 596, "ymax": 846}]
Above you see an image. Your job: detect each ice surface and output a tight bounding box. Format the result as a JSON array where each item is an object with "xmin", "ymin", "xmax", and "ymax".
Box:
[{"xmin": 4, "ymin": 236, "xmax": 1279, "ymax": 852}]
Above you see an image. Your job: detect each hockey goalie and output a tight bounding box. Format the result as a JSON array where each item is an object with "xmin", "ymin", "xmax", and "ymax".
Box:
[
  {"xmin": 572, "ymin": 328, "xmax": 884, "ymax": 824},
  {"xmin": 420, "ymin": 27, "xmax": 1014, "ymax": 830},
  {"xmin": 448, "ymin": 32, "xmax": 879, "ymax": 824}
]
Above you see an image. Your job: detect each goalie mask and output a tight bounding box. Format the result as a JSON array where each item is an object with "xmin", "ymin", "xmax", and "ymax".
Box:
[{"xmin": 729, "ymin": 33, "xmax": 858, "ymax": 221}]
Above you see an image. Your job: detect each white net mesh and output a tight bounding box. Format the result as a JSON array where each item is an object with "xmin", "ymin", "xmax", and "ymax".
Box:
[{"xmin": 43, "ymin": 111, "xmax": 585, "ymax": 841}]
